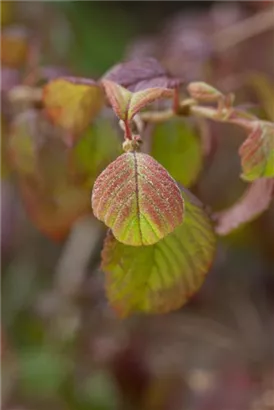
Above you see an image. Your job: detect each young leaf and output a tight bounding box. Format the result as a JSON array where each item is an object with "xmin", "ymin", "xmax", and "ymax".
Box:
[
  {"xmin": 92, "ymin": 152, "xmax": 184, "ymax": 246},
  {"xmin": 101, "ymin": 187, "xmax": 216, "ymax": 317},
  {"xmin": 129, "ymin": 87, "xmax": 174, "ymax": 120},
  {"xmin": 215, "ymin": 178, "xmax": 274, "ymax": 236},
  {"xmin": 187, "ymin": 82, "xmax": 223, "ymax": 102},
  {"xmin": 151, "ymin": 118, "xmax": 203, "ymax": 187},
  {"xmin": 101, "ymin": 79, "xmax": 174, "ymax": 122},
  {"xmin": 43, "ymin": 77, "xmax": 104, "ymax": 142},
  {"xmin": 10, "ymin": 112, "xmax": 120, "ymax": 242},
  {"xmin": 101, "ymin": 79, "xmax": 132, "ymax": 121},
  {"xmin": 102, "ymin": 57, "xmax": 182, "ymax": 92},
  {"xmin": 239, "ymin": 121, "xmax": 274, "ymax": 181}
]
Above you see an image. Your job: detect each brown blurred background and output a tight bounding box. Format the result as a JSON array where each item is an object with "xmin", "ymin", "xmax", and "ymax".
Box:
[{"xmin": 1, "ymin": 1, "xmax": 274, "ymax": 410}]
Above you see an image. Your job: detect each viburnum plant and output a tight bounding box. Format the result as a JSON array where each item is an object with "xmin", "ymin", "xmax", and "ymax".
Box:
[{"xmin": 4, "ymin": 56, "xmax": 274, "ymax": 318}]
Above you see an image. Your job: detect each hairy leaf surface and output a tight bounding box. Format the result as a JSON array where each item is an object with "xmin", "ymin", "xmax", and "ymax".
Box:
[
  {"xmin": 101, "ymin": 79, "xmax": 173, "ymax": 122},
  {"xmin": 239, "ymin": 121, "xmax": 274, "ymax": 181},
  {"xmin": 92, "ymin": 152, "xmax": 184, "ymax": 246}
]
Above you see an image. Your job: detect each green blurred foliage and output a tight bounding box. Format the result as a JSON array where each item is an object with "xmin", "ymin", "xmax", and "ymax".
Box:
[{"xmin": 151, "ymin": 119, "xmax": 203, "ymax": 187}]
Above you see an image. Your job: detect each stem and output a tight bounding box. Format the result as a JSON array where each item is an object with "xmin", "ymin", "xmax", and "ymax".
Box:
[
  {"xmin": 173, "ymin": 86, "xmax": 180, "ymax": 114},
  {"xmin": 124, "ymin": 119, "xmax": 132, "ymax": 140}
]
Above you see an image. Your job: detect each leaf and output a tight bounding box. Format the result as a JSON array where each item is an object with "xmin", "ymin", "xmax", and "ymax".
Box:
[
  {"xmin": 92, "ymin": 152, "xmax": 184, "ymax": 246},
  {"xmin": 215, "ymin": 178, "xmax": 274, "ymax": 236},
  {"xmin": 101, "ymin": 187, "xmax": 216, "ymax": 317},
  {"xmin": 69, "ymin": 118, "xmax": 121, "ymax": 187},
  {"xmin": 43, "ymin": 76, "xmax": 104, "ymax": 142},
  {"xmin": 101, "ymin": 79, "xmax": 174, "ymax": 122},
  {"xmin": 247, "ymin": 73, "xmax": 274, "ymax": 121},
  {"xmin": 19, "ymin": 175, "xmax": 91, "ymax": 242},
  {"xmin": 187, "ymin": 82, "xmax": 223, "ymax": 102},
  {"xmin": 9, "ymin": 111, "xmax": 120, "ymax": 241},
  {"xmin": 7, "ymin": 111, "xmax": 44, "ymax": 177},
  {"xmin": 151, "ymin": 118, "xmax": 203, "ymax": 187},
  {"xmin": 239, "ymin": 121, "xmax": 274, "ymax": 181},
  {"xmin": 1, "ymin": 25, "xmax": 29, "ymax": 68},
  {"xmin": 102, "ymin": 57, "xmax": 182, "ymax": 92}
]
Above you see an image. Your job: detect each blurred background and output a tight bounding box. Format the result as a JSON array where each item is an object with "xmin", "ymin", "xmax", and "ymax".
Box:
[{"xmin": 1, "ymin": 1, "xmax": 274, "ymax": 409}]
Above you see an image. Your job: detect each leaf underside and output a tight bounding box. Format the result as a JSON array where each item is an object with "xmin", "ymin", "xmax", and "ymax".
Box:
[
  {"xmin": 92, "ymin": 152, "xmax": 184, "ymax": 246},
  {"xmin": 239, "ymin": 121, "xmax": 274, "ymax": 181},
  {"xmin": 215, "ymin": 178, "xmax": 274, "ymax": 236},
  {"xmin": 101, "ymin": 187, "xmax": 216, "ymax": 317}
]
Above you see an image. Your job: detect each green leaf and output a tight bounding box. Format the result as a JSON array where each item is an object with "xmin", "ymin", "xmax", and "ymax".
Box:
[
  {"xmin": 101, "ymin": 187, "xmax": 216, "ymax": 317},
  {"xmin": 101, "ymin": 79, "xmax": 174, "ymax": 121},
  {"xmin": 8, "ymin": 110, "xmax": 41, "ymax": 176},
  {"xmin": 239, "ymin": 120, "xmax": 274, "ymax": 181},
  {"xmin": 92, "ymin": 152, "xmax": 184, "ymax": 246},
  {"xmin": 43, "ymin": 77, "xmax": 104, "ymax": 142},
  {"xmin": 151, "ymin": 118, "xmax": 203, "ymax": 187},
  {"xmin": 69, "ymin": 117, "xmax": 121, "ymax": 187}
]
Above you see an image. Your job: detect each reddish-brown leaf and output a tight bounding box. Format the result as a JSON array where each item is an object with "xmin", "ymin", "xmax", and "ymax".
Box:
[
  {"xmin": 101, "ymin": 79, "xmax": 131, "ymax": 121},
  {"xmin": 101, "ymin": 79, "xmax": 174, "ymax": 122},
  {"xmin": 102, "ymin": 57, "xmax": 182, "ymax": 92},
  {"xmin": 215, "ymin": 178, "xmax": 274, "ymax": 235},
  {"xmin": 239, "ymin": 121, "xmax": 274, "ymax": 181},
  {"xmin": 92, "ymin": 152, "xmax": 184, "ymax": 246}
]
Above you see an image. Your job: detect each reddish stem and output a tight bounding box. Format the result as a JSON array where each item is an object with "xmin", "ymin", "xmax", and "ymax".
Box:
[
  {"xmin": 124, "ymin": 119, "xmax": 132, "ymax": 140},
  {"xmin": 172, "ymin": 86, "xmax": 180, "ymax": 114}
]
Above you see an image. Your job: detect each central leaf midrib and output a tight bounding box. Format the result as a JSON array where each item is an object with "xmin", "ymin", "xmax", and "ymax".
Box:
[{"xmin": 133, "ymin": 152, "xmax": 143, "ymax": 244}]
